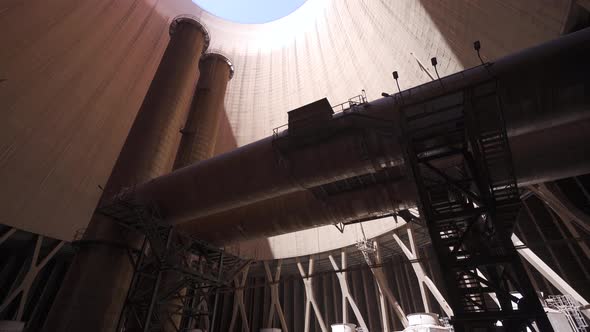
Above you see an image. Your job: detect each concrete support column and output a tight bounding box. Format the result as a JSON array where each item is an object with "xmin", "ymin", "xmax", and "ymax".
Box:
[
  {"xmin": 42, "ymin": 16, "xmax": 209, "ymax": 332},
  {"xmin": 329, "ymin": 251, "xmax": 369, "ymax": 332},
  {"xmin": 174, "ymin": 53, "xmax": 234, "ymax": 168},
  {"xmin": 366, "ymin": 242, "xmax": 408, "ymax": 328},
  {"xmin": 0, "ymin": 232, "xmax": 64, "ymax": 322},
  {"xmin": 392, "ymin": 229, "xmax": 453, "ymax": 318},
  {"xmin": 296, "ymin": 257, "xmax": 328, "ymax": 332},
  {"xmin": 512, "ymin": 234, "xmax": 590, "ymax": 319},
  {"xmin": 229, "ymin": 264, "xmax": 251, "ymax": 332},
  {"xmin": 264, "ymin": 260, "xmax": 289, "ymax": 332}
]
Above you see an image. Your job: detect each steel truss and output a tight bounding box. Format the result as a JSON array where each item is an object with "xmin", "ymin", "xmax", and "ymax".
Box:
[
  {"xmin": 97, "ymin": 196, "xmax": 250, "ymax": 332},
  {"xmin": 399, "ymin": 80, "xmax": 553, "ymax": 331}
]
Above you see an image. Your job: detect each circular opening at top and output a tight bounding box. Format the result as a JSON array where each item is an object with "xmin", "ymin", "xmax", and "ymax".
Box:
[{"xmin": 193, "ymin": 0, "xmax": 307, "ymax": 24}]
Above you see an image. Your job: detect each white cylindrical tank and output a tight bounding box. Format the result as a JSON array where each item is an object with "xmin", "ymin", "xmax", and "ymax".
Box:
[
  {"xmin": 403, "ymin": 313, "xmax": 450, "ymax": 332},
  {"xmin": 407, "ymin": 313, "xmax": 441, "ymax": 326},
  {"xmin": 331, "ymin": 323, "xmax": 357, "ymax": 332}
]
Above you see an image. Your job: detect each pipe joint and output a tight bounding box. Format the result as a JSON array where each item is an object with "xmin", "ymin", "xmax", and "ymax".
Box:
[
  {"xmin": 169, "ymin": 15, "xmax": 210, "ymax": 53},
  {"xmin": 201, "ymin": 52, "xmax": 235, "ymax": 80}
]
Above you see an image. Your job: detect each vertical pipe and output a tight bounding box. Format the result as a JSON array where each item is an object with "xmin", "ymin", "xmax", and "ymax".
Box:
[
  {"xmin": 174, "ymin": 53, "xmax": 234, "ymax": 168},
  {"xmin": 341, "ymin": 251, "xmax": 348, "ymax": 324},
  {"xmin": 42, "ymin": 16, "xmax": 209, "ymax": 332},
  {"xmin": 168, "ymin": 53, "xmax": 233, "ymax": 330}
]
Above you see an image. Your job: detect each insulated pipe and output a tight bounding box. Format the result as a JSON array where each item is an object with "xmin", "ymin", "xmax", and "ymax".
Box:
[
  {"xmin": 42, "ymin": 16, "xmax": 210, "ymax": 332},
  {"xmin": 178, "ymin": 180, "xmax": 418, "ymax": 244},
  {"xmin": 174, "ymin": 53, "xmax": 234, "ymax": 168},
  {"xmin": 130, "ymin": 27, "xmax": 590, "ymax": 228}
]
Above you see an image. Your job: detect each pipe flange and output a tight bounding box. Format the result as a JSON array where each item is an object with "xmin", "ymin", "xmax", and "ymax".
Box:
[
  {"xmin": 201, "ymin": 52, "xmax": 235, "ymax": 80},
  {"xmin": 169, "ymin": 15, "xmax": 210, "ymax": 53}
]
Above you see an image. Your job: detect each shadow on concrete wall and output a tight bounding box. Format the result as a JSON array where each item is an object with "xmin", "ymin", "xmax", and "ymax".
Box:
[{"xmin": 418, "ymin": 0, "xmax": 566, "ymax": 68}]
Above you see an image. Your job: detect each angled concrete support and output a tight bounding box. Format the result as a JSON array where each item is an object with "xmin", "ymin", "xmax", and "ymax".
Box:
[
  {"xmin": 529, "ymin": 182, "xmax": 590, "ymax": 263},
  {"xmin": 229, "ymin": 263, "xmax": 250, "ymax": 332},
  {"xmin": 264, "ymin": 260, "xmax": 289, "ymax": 332},
  {"xmin": 0, "ymin": 227, "xmax": 16, "ymax": 246},
  {"xmin": 393, "ymin": 229, "xmax": 453, "ymax": 318},
  {"xmin": 578, "ymin": 0, "xmax": 590, "ymax": 12},
  {"xmin": 378, "ymin": 286, "xmax": 389, "ymax": 332},
  {"xmin": 512, "ymin": 234, "xmax": 590, "ymax": 318},
  {"xmin": 395, "ymin": 228, "xmax": 430, "ymax": 312},
  {"xmin": 0, "ymin": 234, "xmax": 64, "ymax": 320},
  {"xmin": 296, "ymin": 257, "xmax": 328, "ymax": 332},
  {"xmin": 329, "ymin": 251, "xmax": 369, "ymax": 331},
  {"xmin": 364, "ymin": 241, "xmax": 408, "ymax": 328},
  {"xmin": 528, "ymin": 183, "xmax": 590, "ymax": 236}
]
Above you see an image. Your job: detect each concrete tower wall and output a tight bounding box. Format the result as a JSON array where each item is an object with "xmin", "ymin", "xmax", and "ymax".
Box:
[
  {"xmin": 0, "ymin": 0, "xmax": 570, "ymax": 241},
  {"xmin": 40, "ymin": 18, "xmax": 209, "ymax": 332}
]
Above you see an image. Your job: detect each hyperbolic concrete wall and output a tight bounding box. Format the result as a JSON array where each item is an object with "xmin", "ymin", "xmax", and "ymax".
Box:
[{"xmin": 0, "ymin": 0, "xmax": 569, "ymax": 240}]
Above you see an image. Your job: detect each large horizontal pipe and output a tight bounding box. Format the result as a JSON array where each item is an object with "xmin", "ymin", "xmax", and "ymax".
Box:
[
  {"xmin": 178, "ymin": 117, "xmax": 590, "ymax": 244},
  {"xmin": 129, "ymin": 27, "xmax": 590, "ymax": 230}
]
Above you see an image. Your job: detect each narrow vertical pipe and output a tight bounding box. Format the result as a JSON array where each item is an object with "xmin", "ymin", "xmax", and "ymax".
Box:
[
  {"xmin": 174, "ymin": 53, "xmax": 234, "ymax": 168},
  {"xmin": 167, "ymin": 53, "xmax": 233, "ymax": 330},
  {"xmin": 341, "ymin": 251, "xmax": 348, "ymax": 324},
  {"xmin": 42, "ymin": 16, "xmax": 209, "ymax": 332}
]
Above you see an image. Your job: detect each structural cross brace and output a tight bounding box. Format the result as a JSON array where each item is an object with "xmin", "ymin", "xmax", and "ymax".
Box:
[
  {"xmin": 399, "ymin": 80, "xmax": 553, "ymax": 331},
  {"xmin": 96, "ymin": 197, "xmax": 250, "ymax": 332}
]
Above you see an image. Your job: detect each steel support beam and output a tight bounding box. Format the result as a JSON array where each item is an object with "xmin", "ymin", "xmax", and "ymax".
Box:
[
  {"xmin": 329, "ymin": 251, "xmax": 369, "ymax": 331},
  {"xmin": 296, "ymin": 257, "xmax": 328, "ymax": 332},
  {"xmin": 392, "ymin": 230, "xmax": 453, "ymax": 318},
  {"xmin": 264, "ymin": 260, "xmax": 289, "ymax": 332}
]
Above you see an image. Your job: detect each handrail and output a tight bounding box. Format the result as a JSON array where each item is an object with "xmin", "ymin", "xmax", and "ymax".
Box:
[{"xmin": 272, "ymin": 90, "xmax": 368, "ymax": 138}]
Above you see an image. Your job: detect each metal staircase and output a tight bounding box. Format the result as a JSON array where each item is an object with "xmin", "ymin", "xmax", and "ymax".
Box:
[{"xmin": 399, "ymin": 80, "xmax": 553, "ymax": 331}]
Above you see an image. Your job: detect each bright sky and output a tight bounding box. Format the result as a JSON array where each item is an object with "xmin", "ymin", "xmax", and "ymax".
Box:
[{"xmin": 193, "ymin": 0, "xmax": 307, "ymax": 24}]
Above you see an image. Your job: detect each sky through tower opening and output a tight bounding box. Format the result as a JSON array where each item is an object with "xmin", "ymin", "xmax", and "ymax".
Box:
[{"xmin": 192, "ymin": 0, "xmax": 307, "ymax": 24}]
